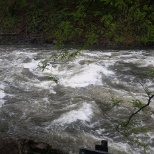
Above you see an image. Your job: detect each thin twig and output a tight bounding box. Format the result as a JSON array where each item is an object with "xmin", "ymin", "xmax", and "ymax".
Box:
[{"xmin": 124, "ymin": 94, "xmax": 154, "ymax": 127}]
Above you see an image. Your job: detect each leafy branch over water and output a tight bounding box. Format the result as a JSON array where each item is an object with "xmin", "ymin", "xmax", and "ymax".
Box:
[
  {"xmin": 124, "ymin": 90, "xmax": 154, "ymax": 127},
  {"xmin": 112, "ymin": 82, "xmax": 154, "ymax": 153}
]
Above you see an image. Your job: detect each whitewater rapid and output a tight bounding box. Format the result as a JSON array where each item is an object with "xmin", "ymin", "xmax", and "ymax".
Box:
[{"xmin": 0, "ymin": 45, "xmax": 154, "ymax": 154}]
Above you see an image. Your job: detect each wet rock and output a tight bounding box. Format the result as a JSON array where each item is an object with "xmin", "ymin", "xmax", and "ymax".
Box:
[{"xmin": 0, "ymin": 138, "xmax": 67, "ymax": 154}]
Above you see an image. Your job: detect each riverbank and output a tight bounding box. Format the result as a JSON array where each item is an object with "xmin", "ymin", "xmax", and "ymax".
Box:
[
  {"xmin": 0, "ymin": 1, "xmax": 153, "ymax": 49},
  {"xmin": 0, "ymin": 34, "xmax": 153, "ymax": 50}
]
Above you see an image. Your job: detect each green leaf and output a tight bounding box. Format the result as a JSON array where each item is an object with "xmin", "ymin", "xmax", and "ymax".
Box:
[
  {"xmin": 47, "ymin": 76, "xmax": 58, "ymax": 84},
  {"xmin": 131, "ymin": 99, "xmax": 144, "ymax": 108},
  {"xmin": 111, "ymin": 98, "xmax": 122, "ymax": 107}
]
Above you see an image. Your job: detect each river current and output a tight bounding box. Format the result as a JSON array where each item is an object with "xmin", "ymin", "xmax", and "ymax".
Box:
[{"xmin": 0, "ymin": 45, "xmax": 154, "ymax": 154}]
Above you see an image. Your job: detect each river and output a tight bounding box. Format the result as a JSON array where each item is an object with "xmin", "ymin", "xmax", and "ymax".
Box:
[{"xmin": 0, "ymin": 45, "xmax": 154, "ymax": 154}]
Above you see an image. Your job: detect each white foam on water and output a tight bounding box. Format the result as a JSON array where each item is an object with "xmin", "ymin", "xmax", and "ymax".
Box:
[
  {"xmin": 122, "ymin": 57, "xmax": 154, "ymax": 67},
  {"xmin": 23, "ymin": 60, "xmax": 40, "ymax": 70},
  {"xmin": 0, "ymin": 92, "xmax": 5, "ymax": 107},
  {"xmin": 42, "ymin": 58, "xmax": 114, "ymax": 88},
  {"xmin": 59, "ymin": 64, "xmax": 114, "ymax": 88},
  {"xmin": 43, "ymin": 64, "xmax": 60, "ymax": 74},
  {"xmin": 15, "ymin": 51, "xmax": 38, "ymax": 58},
  {"xmin": 147, "ymin": 132, "xmax": 154, "ymax": 153},
  {"xmin": 38, "ymin": 51, "xmax": 116, "ymax": 88},
  {"xmin": 52, "ymin": 102, "xmax": 93, "ymax": 125},
  {"xmin": 147, "ymin": 132, "xmax": 154, "ymax": 139},
  {"xmin": 33, "ymin": 81, "xmax": 56, "ymax": 94},
  {"xmin": 101, "ymin": 52, "xmax": 112, "ymax": 56},
  {"xmin": 0, "ymin": 90, "xmax": 5, "ymax": 98},
  {"xmin": 0, "ymin": 84, "xmax": 6, "ymax": 107},
  {"xmin": 83, "ymin": 51, "xmax": 112, "ymax": 57},
  {"xmin": 0, "ymin": 100, "xmax": 5, "ymax": 107},
  {"xmin": 115, "ymin": 51, "xmax": 154, "ymax": 67},
  {"xmin": 110, "ymin": 141, "xmax": 140, "ymax": 154},
  {"xmin": 0, "ymin": 84, "xmax": 5, "ymax": 89},
  {"xmin": 151, "ymin": 114, "xmax": 154, "ymax": 119},
  {"xmin": 83, "ymin": 52, "xmax": 100, "ymax": 57},
  {"xmin": 139, "ymin": 57, "xmax": 154, "ymax": 67}
]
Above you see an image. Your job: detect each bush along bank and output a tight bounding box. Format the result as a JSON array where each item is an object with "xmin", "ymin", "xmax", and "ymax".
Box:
[{"xmin": 0, "ymin": 0, "xmax": 154, "ymax": 48}]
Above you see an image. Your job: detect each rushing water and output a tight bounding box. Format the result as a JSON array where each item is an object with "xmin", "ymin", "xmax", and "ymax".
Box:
[{"xmin": 0, "ymin": 45, "xmax": 154, "ymax": 154}]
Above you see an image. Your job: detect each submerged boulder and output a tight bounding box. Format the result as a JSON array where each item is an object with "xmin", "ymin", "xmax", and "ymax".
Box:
[{"xmin": 0, "ymin": 138, "xmax": 67, "ymax": 154}]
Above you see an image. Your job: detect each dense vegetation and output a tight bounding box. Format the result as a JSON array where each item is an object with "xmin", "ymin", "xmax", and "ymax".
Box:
[
  {"xmin": 0, "ymin": 1, "xmax": 154, "ymax": 153},
  {"xmin": 0, "ymin": 0, "xmax": 154, "ymax": 47}
]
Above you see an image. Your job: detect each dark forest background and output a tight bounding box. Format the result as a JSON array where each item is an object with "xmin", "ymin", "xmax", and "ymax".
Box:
[{"xmin": 0, "ymin": 0, "xmax": 154, "ymax": 47}]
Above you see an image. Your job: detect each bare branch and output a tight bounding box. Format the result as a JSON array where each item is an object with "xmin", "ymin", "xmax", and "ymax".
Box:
[{"xmin": 124, "ymin": 94, "xmax": 154, "ymax": 127}]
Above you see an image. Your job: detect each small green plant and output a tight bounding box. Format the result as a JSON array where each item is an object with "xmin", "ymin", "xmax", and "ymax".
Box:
[{"xmin": 111, "ymin": 97, "xmax": 122, "ymax": 107}]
